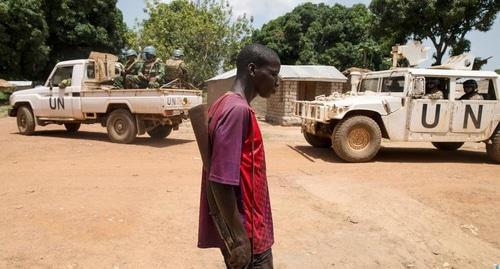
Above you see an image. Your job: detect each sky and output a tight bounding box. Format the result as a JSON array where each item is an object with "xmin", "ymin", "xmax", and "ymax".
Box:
[{"xmin": 116, "ymin": 0, "xmax": 500, "ymax": 71}]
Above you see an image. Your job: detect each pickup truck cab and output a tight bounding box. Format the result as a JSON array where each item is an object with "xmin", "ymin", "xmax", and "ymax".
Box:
[
  {"xmin": 294, "ymin": 68, "xmax": 500, "ymax": 163},
  {"xmin": 8, "ymin": 52, "xmax": 202, "ymax": 143}
]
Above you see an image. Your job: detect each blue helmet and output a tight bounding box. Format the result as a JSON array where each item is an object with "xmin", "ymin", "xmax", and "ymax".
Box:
[
  {"xmin": 126, "ymin": 49, "xmax": 137, "ymax": 57},
  {"xmin": 173, "ymin": 49, "xmax": 184, "ymax": 58},
  {"xmin": 143, "ymin": 46, "xmax": 157, "ymax": 56}
]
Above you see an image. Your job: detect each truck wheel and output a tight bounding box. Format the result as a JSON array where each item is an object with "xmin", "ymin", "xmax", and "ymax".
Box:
[
  {"xmin": 147, "ymin": 125, "xmax": 172, "ymax": 140},
  {"xmin": 106, "ymin": 109, "xmax": 137, "ymax": 144},
  {"xmin": 303, "ymin": 132, "xmax": 331, "ymax": 148},
  {"xmin": 332, "ymin": 116, "xmax": 381, "ymax": 162},
  {"xmin": 486, "ymin": 128, "xmax": 500, "ymax": 163},
  {"xmin": 16, "ymin": 106, "xmax": 35, "ymax": 135},
  {"xmin": 64, "ymin": 123, "xmax": 81, "ymax": 133},
  {"xmin": 431, "ymin": 142, "xmax": 464, "ymax": 151}
]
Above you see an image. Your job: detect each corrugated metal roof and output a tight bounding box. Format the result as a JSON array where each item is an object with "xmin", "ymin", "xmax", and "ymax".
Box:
[{"xmin": 207, "ymin": 65, "xmax": 347, "ymax": 82}]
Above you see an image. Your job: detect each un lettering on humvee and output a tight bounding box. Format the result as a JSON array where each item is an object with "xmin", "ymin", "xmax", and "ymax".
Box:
[{"xmin": 294, "ymin": 45, "xmax": 500, "ymax": 163}]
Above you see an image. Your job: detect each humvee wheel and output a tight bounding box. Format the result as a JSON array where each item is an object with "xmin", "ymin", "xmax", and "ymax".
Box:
[
  {"xmin": 64, "ymin": 123, "xmax": 81, "ymax": 133},
  {"xmin": 486, "ymin": 128, "xmax": 500, "ymax": 163},
  {"xmin": 332, "ymin": 116, "xmax": 381, "ymax": 162},
  {"xmin": 16, "ymin": 106, "xmax": 36, "ymax": 135},
  {"xmin": 106, "ymin": 109, "xmax": 137, "ymax": 144},
  {"xmin": 303, "ymin": 132, "xmax": 332, "ymax": 148},
  {"xmin": 147, "ymin": 125, "xmax": 172, "ymax": 140},
  {"xmin": 431, "ymin": 142, "xmax": 464, "ymax": 151}
]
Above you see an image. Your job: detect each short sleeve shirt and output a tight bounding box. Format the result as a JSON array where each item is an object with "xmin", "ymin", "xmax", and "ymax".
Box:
[{"xmin": 197, "ymin": 92, "xmax": 274, "ymax": 254}]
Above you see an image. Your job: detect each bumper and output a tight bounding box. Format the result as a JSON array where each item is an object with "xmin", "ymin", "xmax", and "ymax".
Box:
[{"xmin": 8, "ymin": 107, "xmax": 16, "ymax": 117}]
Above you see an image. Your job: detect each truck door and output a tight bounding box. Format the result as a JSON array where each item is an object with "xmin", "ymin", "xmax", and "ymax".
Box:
[
  {"xmin": 408, "ymin": 77, "xmax": 452, "ymax": 134},
  {"xmin": 45, "ymin": 65, "xmax": 74, "ymax": 118},
  {"xmin": 450, "ymin": 78, "xmax": 497, "ymax": 134}
]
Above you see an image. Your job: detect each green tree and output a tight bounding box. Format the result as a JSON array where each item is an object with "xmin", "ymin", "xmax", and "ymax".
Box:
[
  {"xmin": 495, "ymin": 69, "xmax": 500, "ymax": 74},
  {"xmin": 139, "ymin": 0, "xmax": 252, "ymax": 86},
  {"xmin": 0, "ymin": 0, "xmax": 50, "ymax": 80},
  {"xmin": 370, "ymin": 0, "xmax": 500, "ymax": 65},
  {"xmin": 0, "ymin": 0, "xmax": 126, "ymax": 81},
  {"xmin": 253, "ymin": 3, "xmax": 389, "ymax": 71},
  {"xmin": 42, "ymin": 0, "xmax": 127, "ymax": 76}
]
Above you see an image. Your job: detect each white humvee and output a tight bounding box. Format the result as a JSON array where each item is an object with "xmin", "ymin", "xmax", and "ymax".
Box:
[
  {"xmin": 8, "ymin": 52, "xmax": 202, "ymax": 144},
  {"xmin": 294, "ymin": 67, "xmax": 500, "ymax": 163}
]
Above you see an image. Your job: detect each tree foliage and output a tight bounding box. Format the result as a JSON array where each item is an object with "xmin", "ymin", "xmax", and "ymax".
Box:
[
  {"xmin": 0, "ymin": 0, "xmax": 127, "ymax": 80},
  {"xmin": 370, "ymin": 0, "xmax": 500, "ymax": 65},
  {"xmin": 0, "ymin": 0, "xmax": 50, "ymax": 80},
  {"xmin": 138, "ymin": 0, "xmax": 253, "ymax": 86},
  {"xmin": 42, "ymin": 0, "xmax": 127, "ymax": 70},
  {"xmin": 253, "ymin": 3, "xmax": 390, "ymax": 71},
  {"xmin": 495, "ymin": 69, "xmax": 500, "ymax": 74}
]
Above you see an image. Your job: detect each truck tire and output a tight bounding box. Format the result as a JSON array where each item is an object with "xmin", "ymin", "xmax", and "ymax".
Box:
[
  {"xmin": 332, "ymin": 116, "xmax": 381, "ymax": 162},
  {"xmin": 147, "ymin": 125, "xmax": 172, "ymax": 140},
  {"xmin": 303, "ymin": 132, "xmax": 332, "ymax": 148},
  {"xmin": 431, "ymin": 142, "xmax": 464, "ymax": 151},
  {"xmin": 16, "ymin": 106, "xmax": 35, "ymax": 135},
  {"xmin": 106, "ymin": 109, "xmax": 137, "ymax": 144},
  {"xmin": 486, "ymin": 128, "xmax": 500, "ymax": 163},
  {"xmin": 64, "ymin": 123, "xmax": 81, "ymax": 133}
]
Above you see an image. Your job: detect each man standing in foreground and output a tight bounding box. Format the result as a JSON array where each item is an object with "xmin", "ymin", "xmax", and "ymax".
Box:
[{"xmin": 197, "ymin": 44, "xmax": 281, "ymax": 268}]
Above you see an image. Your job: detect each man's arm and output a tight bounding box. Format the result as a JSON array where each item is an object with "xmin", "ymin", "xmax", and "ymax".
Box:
[{"xmin": 209, "ymin": 181, "xmax": 251, "ymax": 268}]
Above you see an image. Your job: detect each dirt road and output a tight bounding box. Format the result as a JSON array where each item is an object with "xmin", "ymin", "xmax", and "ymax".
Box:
[{"xmin": 0, "ymin": 117, "xmax": 499, "ymax": 268}]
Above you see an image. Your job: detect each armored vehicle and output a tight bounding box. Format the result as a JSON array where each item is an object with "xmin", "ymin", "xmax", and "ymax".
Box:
[{"xmin": 294, "ymin": 65, "xmax": 500, "ymax": 163}]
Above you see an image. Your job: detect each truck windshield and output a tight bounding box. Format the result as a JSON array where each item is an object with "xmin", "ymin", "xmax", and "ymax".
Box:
[
  {"xmin": 359, "ymin": 78, "xmax": 378, "ymax": 92},
  {"xmin": 382, "ymin": 76, "xmax": 405, "ymax": 92},
  {"xmin": 52, "ymin": 66, "xmax": 74, "ymax": 86}
]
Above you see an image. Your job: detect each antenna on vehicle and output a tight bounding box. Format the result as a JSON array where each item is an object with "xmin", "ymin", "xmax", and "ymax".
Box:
[{"xmin": 392, "ymin": 40, "xmax": 431, "ymax": 68}]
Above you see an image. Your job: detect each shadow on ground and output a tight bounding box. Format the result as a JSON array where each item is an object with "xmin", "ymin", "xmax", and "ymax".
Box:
[
  {"xmin": 290, "ymin": 145, "xmax": 492, "ymax": 164},
  {"xmin": 15, "ymin": 130, "xmax": 194, "ymax": 148}
]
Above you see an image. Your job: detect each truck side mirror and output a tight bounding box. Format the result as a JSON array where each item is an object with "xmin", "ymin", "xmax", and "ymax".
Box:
[
  {"xmin": 49, "ymin": 80, "xmax": 53, "ymax": 90},
  {"xmin": 413, "ymin": 77, "xmax": 425, "ymax": 97}
]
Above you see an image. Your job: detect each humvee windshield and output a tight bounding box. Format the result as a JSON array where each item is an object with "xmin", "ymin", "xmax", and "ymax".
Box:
[
  {"xmin": 382, "ymin": 76, "xmax": 405, "ymax": 92},
  {"xmin": 359, "ymin": 78, "xmax": 378, "ymax": 92}
]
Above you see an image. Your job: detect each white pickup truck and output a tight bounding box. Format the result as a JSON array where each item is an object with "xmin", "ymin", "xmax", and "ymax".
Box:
[{"xmin": 8, "ymin": 53, "xmax": 202, "ymax": 144}]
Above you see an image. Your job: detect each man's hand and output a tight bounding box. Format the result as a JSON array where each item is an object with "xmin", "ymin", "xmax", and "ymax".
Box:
[{"xmin": 229, "ymin": 238, "xmax": 251, "ymax": 269}]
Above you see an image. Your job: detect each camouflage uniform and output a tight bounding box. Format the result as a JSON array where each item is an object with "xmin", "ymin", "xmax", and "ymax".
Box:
[
  {"xmin": 164, "ymin": 58, "xmax": 188, "ymax": 83},
  {"xmin": 423, "ymin": 88, "xmax": 444, "ymax": 100},
  {"xmin": 126, "ymin": 58, "xmax": 165, "ymax": 89},
  {"xmin": 459, "ymin": 91, "xmax": 484, "ymax": 100},
  {"xmin": 114, "ymin": 59, "xmax": 143, "ymax": 88}
]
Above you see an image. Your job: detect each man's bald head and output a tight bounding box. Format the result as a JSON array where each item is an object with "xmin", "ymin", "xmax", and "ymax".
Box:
[{"xmin": 236, "ymin": 44, "xmax": 280, "ymax": 77}]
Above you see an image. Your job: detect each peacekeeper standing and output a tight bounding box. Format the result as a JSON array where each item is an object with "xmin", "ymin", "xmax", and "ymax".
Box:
[
  {"xmin": 165, "ymin": 48, "xmax": 188, "ymax": 84},
  {"xmin": 114, "ymin": 49, "xmax": 142, "ymax": 88},
  {"xmin": 459, "ymin": 79, "xmax": 484, "ymax": 100},
  {"xmin": 126, "ymin": 46, "xmax": 165, "ymax": 89}
]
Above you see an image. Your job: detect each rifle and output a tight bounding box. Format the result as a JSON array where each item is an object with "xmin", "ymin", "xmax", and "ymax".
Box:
[{"xmin": 188, "ymin": 104, "xmax": 236, "ymax": 254}]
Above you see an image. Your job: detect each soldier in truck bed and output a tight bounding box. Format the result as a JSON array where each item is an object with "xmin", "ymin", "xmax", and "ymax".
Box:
[
  {"xmin": 126, "ymin": 46, "xmax": 165, "ymax": 89},
  {"xmin": 165, "ymin": 49, "xmax": 188, "ymax": 84},
  {"xmin": 114, "ymin": 49, "xmax": 142, "ymax": 88}
]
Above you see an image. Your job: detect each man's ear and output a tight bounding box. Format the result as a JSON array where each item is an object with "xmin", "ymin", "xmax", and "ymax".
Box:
[{"xmin": 248, "ymin": 63, "xmax": 256, "ymax": 77}]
